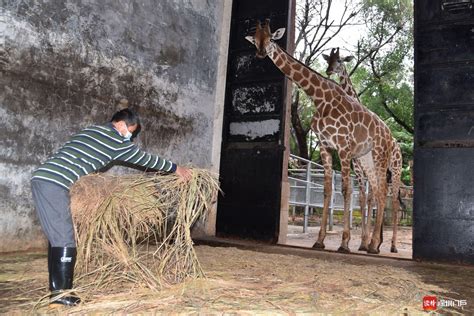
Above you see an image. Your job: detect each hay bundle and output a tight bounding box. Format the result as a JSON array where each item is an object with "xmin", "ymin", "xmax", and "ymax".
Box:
[{"xmin": 69, "ymin": 169, "xmax": 219, "ymax": 297}]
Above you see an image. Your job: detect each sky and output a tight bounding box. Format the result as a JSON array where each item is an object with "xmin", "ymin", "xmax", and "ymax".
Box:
[
  {"xmin": 294, "ymin": 0, "xmax": 369, "ymax": 59},
  {"xmin": 294, "ymin": 0, "xmax": 413, "ymax": 73}
]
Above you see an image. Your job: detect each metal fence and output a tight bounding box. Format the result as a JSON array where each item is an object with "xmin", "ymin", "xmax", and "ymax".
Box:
[{"xmin": 288, "ymin": 154, "xmax": 413, "ymax": 233}]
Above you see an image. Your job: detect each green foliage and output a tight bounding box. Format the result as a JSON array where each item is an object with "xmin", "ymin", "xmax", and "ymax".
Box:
[{"xmin": 356, "ymin": 0, "xmax": 414, "ymax": 184}]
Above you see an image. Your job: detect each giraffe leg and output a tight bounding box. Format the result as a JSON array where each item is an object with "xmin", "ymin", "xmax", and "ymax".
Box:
[
  {"xmin": 390, "ymin": 186, "xmax": 400, "ymax": 253},
  {"xmin": 389, "ymin": 144, "xmax": 403, "ymax": 253},
  {"xmin": 363, "ymin": 187, "xmax": 374, "ymax": 250},
  {"xmin": 355, "ymin": 152, "xmax": 381, "ymax": 254},
  {"xmin": 313, "ymin": 146, "xmax": 332, "ymax": 250},
  {"xmin": 368, "ymin": 166, "xmax": 389, "ymax": 254},
  {"xmin": 353, "ymin": 159, "xmax": 369, "ymax": 251},
  {"xmin": 337, "ymin": 155, "xmax": 352, "ymax": 253}
]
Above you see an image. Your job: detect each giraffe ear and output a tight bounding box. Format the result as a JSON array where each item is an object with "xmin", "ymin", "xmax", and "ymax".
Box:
[
  {"xmin": 245, "ymin": 35, "xmax": 255, "ymax": 45},
  {"xmin": 343, "ymin": 56, "xmax": 355, "ymax": 62},
  {"xmin": 271, "ymin": 28, "xmax": 286, "ymax": 40},
  {"xmin": 322, "ymin": 54, "xmax": 330, "ymax": 61}
]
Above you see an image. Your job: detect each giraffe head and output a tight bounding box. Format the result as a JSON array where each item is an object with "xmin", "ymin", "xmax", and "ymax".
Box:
[
  {"xmin": 245, "ymin": 19, "xmax": 285, "ymax": 59},
  {"xmin": 322, "ymin": 48, "xmax": 354, "ymax": 77}
]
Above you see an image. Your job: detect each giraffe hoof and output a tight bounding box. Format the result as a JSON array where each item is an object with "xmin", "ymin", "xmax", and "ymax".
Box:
[
  {"xmin": 391, "ymin": 246, "xmax": 398, "ymax": 253},
  {"xmin": 358, "ymin": 245, "xmax": 368, "ymax": 251},
  {"xmin": 367, "ymin": 246, "xmax": 380, "ymax": 254},
  {"xmin": 337, "ymin": 246, "xmax": 351, "ymax": 253},
  {"xmin": 312, "ymin": 242, "xmax": 325, "ymax": 250}
]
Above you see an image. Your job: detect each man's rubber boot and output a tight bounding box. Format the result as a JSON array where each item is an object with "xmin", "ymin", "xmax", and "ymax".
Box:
[
  {"xmin": 48, "ymin": 243, "xmax": 52, "ymax": 287},
  {"xmin": 49, "ymin": 247, "xmax": 81, "ymax": 307}
]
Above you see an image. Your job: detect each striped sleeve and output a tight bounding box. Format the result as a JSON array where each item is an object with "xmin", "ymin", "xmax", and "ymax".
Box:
[{"xmin": 114, "ymin": 144, "xmax": 177, "ymax": 172}]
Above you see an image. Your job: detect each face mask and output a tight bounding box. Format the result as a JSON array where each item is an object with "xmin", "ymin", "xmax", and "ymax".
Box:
[{"xmin": 124, "ymin": 130, "xmax": 132, "ymax": 140}]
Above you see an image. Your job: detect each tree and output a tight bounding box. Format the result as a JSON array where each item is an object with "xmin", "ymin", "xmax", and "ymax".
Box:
[
  {"xmin": 355, "ymin": 0, "xmax": 414, "ymax": 135},
  {"xmin": 353, "ymin": 0, "xmax": 414, "ymax": 183}
]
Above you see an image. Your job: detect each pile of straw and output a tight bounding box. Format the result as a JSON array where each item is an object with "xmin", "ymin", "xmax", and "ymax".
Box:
[{"xmin": 69, "ymin": 169, "xmax": 219, "ymax": 298}]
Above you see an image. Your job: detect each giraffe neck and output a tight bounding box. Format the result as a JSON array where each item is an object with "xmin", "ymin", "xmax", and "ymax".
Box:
[
  {"xmin": 268, "ymin": 43, "xmax": 331, "ymax": 102},
  {"xmin": 339, "ymin": 66, "xmax": 359, "ymax": 102}
]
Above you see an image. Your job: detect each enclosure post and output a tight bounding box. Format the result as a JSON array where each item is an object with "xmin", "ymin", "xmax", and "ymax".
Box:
[
  {"xmin": 329, "ymin": 173, "xmax": 335, "ymax": 231},
  {"xmin": 303, "ymin": 161, "xmax": 311, "ymax": 233},
  {"xmin": 349, "ymin": 177, "xmax": 354, "ymax": 229},
  {"xmin": 364, "ymin": 180, "xmax": 369, "ymax": 225}
]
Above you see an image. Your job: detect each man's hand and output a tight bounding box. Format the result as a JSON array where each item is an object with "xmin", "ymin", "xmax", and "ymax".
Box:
[{"xmin": 176, "ymin": 166, "xmax": 192, "ymax": 182}]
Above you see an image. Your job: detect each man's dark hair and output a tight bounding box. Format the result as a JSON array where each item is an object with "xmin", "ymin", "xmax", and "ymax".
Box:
[{"xmin": 110, "ymin": 108, "xmax": 140, "ymax": 127}]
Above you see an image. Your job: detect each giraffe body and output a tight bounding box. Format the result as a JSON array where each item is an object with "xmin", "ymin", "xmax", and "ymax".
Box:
[
  {"xmin": 246, "ymin": 20, "xmax": 395, "ymax": 253},
  {"xmin": 324, "ymin": 48, "xmax": 403, "ymax": 253}
]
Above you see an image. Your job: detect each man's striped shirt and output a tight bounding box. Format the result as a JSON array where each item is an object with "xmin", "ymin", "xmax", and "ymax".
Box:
[{"xmin": 32, "ymin": 124, "xmax": 177, "ymax": 190}]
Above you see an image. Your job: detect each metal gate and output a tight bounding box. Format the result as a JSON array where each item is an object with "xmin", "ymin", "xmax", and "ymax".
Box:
[
  {"xmin": 216, "ymin": 0, "xmax": 293, "ymax": 241},
  {"xmin": 414, "ymin": 0, "xmax": 474, "ymax": 264}
]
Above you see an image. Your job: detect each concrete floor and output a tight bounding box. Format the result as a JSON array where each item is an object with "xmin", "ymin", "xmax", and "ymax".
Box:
[
  {"xmin": 195, "ymin": 237, "xmax": 474, "ymax": 314},
  {"xmin": 285, "ymin": 224, "xmax": 413, "ymax": 259}
]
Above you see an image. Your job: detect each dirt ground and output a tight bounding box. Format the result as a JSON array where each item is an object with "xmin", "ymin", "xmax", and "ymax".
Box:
[
  {"xmin": 285, "ymin": 224, "xmax": 413, "ymax": 259},
  {"xmin": 1, "ymin": 243, "xmax": 472, "ymax": 315}
]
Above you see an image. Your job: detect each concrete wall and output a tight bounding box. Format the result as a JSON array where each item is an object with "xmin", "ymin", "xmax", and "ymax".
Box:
[{"xmin": 0, "ymin": 0, "xmax": 231, "ymax": 252}]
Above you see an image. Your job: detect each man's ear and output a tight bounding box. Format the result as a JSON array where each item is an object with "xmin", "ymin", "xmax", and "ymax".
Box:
[
  {"xmin": 271, "ymin": 28, "xmax": 286, "ymax": 40},
  {"xmin": 343, "ymin": 56, "xmax": 355, "ymax": 62},
  {"xmin": 322, "ymin": 54, "xmax": 330, "ymax": 61},
  {"xmin": 245, "ymin": 35, "xmax": 255, "ymax": 44}
]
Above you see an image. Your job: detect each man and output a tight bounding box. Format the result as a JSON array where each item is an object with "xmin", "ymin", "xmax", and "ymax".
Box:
[{"xmin": 31, "ymin": 108, "xmax": 192, "ymax": 307}]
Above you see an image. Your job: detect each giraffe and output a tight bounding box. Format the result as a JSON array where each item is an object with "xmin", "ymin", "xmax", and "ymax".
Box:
[
  {"xmin": 323, "ymin": 47, "xmax": 403, "ymax": 253},
  {"xmin": 323, "ymin": 48, "xmax": 375, "ymax": 251},
  {"xmin": 246, "ymin": 19, "xmax": 394, "ymax": 254}
]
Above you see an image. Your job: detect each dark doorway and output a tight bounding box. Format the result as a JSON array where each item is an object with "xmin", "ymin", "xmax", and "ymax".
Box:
[{"xmin": 216, "ymin": 0, "xmax": 293, "ymax": 242}]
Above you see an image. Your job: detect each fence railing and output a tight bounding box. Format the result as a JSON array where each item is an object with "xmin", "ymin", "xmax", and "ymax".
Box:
[
  {"xmin": 288, "ymin": 154, "xmax": 364, "ymax": 232},
  {"xmin": 288, "ymin": 154, "xmax": 414, "ymax": 233}
]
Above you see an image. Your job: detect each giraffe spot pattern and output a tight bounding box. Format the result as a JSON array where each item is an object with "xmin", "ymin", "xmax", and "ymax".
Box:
[
  {"xmin": 293, "ymin": 63, "xmax": 302, "ymax": 71},
  {"xmin": 282, "ymin": 64, "xmax": 291, "ymax": 74},
  {"xmin": 293, "ymin": 72, "xmax": 302, "ymax": 81},
  {"xmin": 315, "ymin": 89, "xmax": 323, "ymax": 98},
  {"xmin": 324, "ymin": 90, "xmax": 332, "ymax": 101}
]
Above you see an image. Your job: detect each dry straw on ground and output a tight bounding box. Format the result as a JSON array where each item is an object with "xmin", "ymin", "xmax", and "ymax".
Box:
[{"xmin": 68, "ymin": 169, "xmax": 219, "ymax": 301}]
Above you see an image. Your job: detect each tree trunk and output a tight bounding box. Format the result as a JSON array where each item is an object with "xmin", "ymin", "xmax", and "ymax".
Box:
[{"xmin": 291, "ymin": 90, "xmax": 309, "ymax": 160}]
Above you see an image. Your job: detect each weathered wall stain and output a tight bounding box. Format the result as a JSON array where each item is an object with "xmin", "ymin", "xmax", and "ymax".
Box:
[
  {"xmin": 232, "ymin": 84, "xmax": 279, "ymax": 115},
  {"xmin": 0, "ymin": 0, "xmax": 226, "ymax": 252},
  {"xmin": 229, "ymin": 119, "xmax": 281, "ymax": 141}
]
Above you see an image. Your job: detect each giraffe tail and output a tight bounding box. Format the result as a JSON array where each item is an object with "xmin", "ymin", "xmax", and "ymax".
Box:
[{"xmin": 398, "ymin": 190, "xmax": 407, "ymax": 212}]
